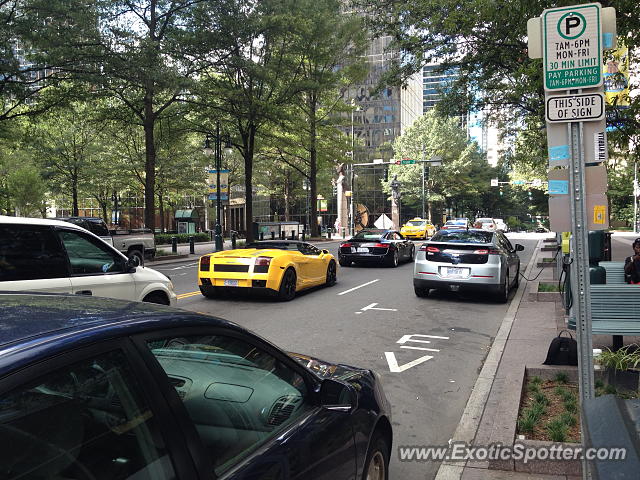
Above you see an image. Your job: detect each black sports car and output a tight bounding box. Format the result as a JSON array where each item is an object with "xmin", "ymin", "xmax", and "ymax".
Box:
[
  {"xmin": 339, "ymin": 228, "xmax": 415, "ymax": 267},
  {"xmin": 0, "ymin": 293, "xmax": 392, "ymax": 480}
]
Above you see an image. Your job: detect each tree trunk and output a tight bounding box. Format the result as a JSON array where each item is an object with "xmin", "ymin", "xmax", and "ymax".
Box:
[
  {"xmin": 284, "ymin": 171, "xmax": 290, "ymax": 221},
  {"xmin": 143, "ymin": 104, "xmax": 156, "ymax": 232},
  {"xmin": 309, "ymin": 95, "xmax": 319, "ymax": 237},
  {"xmin": 243, "ymin": 126, "xmax": 256, "ymax": 243},
  {"xmin": 72, "ymin": 177, "xmax": 79, "ymax": 216},
  {"xmin": 158, "ymin": 193, "xmax": 165, "ymax": 233}
]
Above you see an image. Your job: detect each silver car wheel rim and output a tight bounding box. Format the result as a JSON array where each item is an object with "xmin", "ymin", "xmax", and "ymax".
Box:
[
  {"xmin": 393, "ymin": 251, "xmax": 398, "ymax": 266},
  {"xmin": 366, "ymin": 451, "xmax": 385, "ymax": 480}
]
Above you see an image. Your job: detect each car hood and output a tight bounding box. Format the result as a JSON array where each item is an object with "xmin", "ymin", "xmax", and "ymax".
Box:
[{"xmin": 288, "ymin": 351, "xmax": 369, "ymax": 381}]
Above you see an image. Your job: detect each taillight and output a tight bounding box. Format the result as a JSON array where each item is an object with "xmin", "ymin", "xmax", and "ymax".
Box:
[
  {"xmin": 341, "ymin": 243, "xmax": 352, "ymax": 248},
  {"xmin": 200, "ymin": 256, "xmax": 210, "ymax": 271},
  {"xmin": 255, "ymin": 256, "xmax": 272, "ymax": 266},
  {"xmin": 373, "ymin": 243, "xmax": 388, "ymax": 248},
  {"xmin": 473, "ymin": 248, "xmax": 499, "ymax": 254},
  {"xmin": 421, "ymin": 245, "xmax": 440, "ymax": 252},
  {"xmin": 488, "ymin": 249, "xmax": 500, "ymax": 255}
]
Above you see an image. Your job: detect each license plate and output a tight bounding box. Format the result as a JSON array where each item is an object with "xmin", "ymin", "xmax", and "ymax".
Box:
[
  {"xmin": 354, "ymin": 247, "xmax": 369, "ymax": 253},
  {"xmin": 223, "ymin": 279, "xmax": 239, "ymax": 286},
  {"xmin": 446, "ymin": 267, "xmax": 467, "ymax": 278}
]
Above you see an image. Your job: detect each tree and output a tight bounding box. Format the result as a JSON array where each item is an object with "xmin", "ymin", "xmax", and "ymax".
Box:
[
  {"xmin": 6, "ymin": 162, "xmax": 47, "ymax": 217},
  {"xmin": 191, "ymin": 0, "xmax": 311, "ymax": 242},
  {"xmin": 291, "ymin": 0, "xmax": 368, "ymax": 236},
  {"xmin": 386, "ymin": 110, "xmax": 494, "ymax": 220},
  {"xmin": 21, "ymin": 0, "xmax": 234, "ymax": 231}
]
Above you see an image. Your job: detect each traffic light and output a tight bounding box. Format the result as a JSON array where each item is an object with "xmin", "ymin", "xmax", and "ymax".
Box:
[{"xmin": 383, "ymin": 168, "xmax": 389, "ymax": 182}]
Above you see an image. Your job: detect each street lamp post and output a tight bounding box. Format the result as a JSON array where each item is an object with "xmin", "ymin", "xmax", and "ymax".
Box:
[{"xmin": 204, "ymin": 123, "xmax": 232, "ymax": 251}]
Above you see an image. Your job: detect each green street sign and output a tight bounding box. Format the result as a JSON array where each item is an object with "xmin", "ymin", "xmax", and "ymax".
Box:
[
  {"xmin": 543, "ymin": 3, "xmax": 602, "ymax": 91},
  {"xmin": 401, "ymin": 159, "xmax": 416, "ymax": 165}
]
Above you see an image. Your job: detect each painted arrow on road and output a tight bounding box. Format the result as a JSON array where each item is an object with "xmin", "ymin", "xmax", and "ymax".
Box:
[{"xmin": 384, "ymin": 352, "xmax": 433, "ymax": 373}]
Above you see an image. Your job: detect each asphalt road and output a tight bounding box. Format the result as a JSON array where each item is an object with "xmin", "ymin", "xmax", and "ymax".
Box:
[{"xmin": 155, "ymin": 233, "xmax": 540, "ymax": 480}]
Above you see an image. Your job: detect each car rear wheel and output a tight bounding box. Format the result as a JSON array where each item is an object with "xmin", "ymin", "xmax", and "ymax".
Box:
[
  {"xmin": 278, "ymin": 268, "xmax": 297, "ymax": 301},
  {"xmin": 200, "ymin": 285, "xmax": 220, "ymax": 299},
  {"xmin": 408, "ymin": 245, "xmax": 415, "ymax": 262},
  {"xmin": 513, "ymin": 266, "xmax": 520, "ymax": 289},
  {"xmin": 497, "ymin": 271, "xmax": 510, "ymax": 303},
  {"xmin": 339, "ymin": 258, "xmax": 351, "ymax": 267},
  {"xmin": 363, "ymin": 433, "xmax": 389, "ymax": 480},
  {"xmin": 414, "ymin": 286, "xmax": 429, "ymax": 297},
  {"xmin": 386, "ymin": 250, "xmax": 399, "ymax": 268},
  {"xmin": 325, "ymin": 261, "xmax": 337, "ymax": 286}
]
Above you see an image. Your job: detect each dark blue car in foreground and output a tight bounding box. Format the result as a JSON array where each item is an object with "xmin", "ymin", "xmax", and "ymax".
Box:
[{"xmin": 0, "ymin": 293, "xmax": 391, "ymax": 480}]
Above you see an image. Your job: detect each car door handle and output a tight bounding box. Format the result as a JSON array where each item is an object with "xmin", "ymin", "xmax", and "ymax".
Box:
[{"xmin": 75, "ymin": 290, "xmax": 93, "ymax": 296}]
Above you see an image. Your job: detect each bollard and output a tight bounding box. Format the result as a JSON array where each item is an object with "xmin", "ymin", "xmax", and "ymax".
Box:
[
  {"xmin": 231, "ymin": 231, "xmax": 237, "ymax": 249},
  {"xmin": 290, "ymin": 230, "xmax": 295, "ymax": 240},
  {"xmin": 189, "ymin": 236, "xmax": 195, "ymax": 254},
  {"xmin": 328, "ymin": 228, "xmax": 331, "ymax": 239},
  {"xmin": 271, "ymin": 231, "xmax": 275, "ymax": 240},
  {"xmin": 171, "ymin": 236, "xmax": 177, "ymax": 254},
  {"xmin": 302, "ymin": 231, "xmax": 306, "ymax": 241},
  {"xmin": 260, "ymin": 232, "xmax": 264, "ymax": 240},
  {"xmin": 280, "ymin": 230, "xmax": 285, "ymax": 240},
  {"xmin": 210, "ymin": 230, "xmax": 214, "ymax": 242}
]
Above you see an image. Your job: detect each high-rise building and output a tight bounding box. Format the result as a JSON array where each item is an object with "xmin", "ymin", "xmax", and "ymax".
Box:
[{"xmin": 341, "ymin": 35, "xmax": 422, "ymax": 161}]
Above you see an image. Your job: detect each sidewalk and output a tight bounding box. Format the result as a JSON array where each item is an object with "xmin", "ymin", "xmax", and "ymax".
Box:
[{"xmin": 436, "ymin": 233, "xmax": 640, "ymax": 479}]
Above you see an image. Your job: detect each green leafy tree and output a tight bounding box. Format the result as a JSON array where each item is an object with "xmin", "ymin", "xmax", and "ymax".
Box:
[{"xmin": 6, "ymin": 162, "xmax": 47, "ymax": 217}]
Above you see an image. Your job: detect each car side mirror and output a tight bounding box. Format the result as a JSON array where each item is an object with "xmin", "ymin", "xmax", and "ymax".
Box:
[
  {"xmin": 322, "ymin": 249, "xmax": 329, "ymax": 255},
  {"xmin": 320, "ymin": 378, "xmax": 357, "ymax": 413},
  {"xmin": 515, "ymin": 244, "xmax": 525, "ymax": 251},
  {"xmin": 126, "ymin": 257, "xmax": 139, "ymax": 271}
]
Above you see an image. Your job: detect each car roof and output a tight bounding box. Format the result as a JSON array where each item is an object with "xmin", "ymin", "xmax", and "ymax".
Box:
[
  {"xmin": 1, "ymin": 215, "xmax": 86, "ymax": 232},
  {"xmin": 0, "ymin": 293, "xmax": 241, "ymax": 376},
  {"xmin": 476, "ymin": 218, "xmax": 495, "ymax": 222}
]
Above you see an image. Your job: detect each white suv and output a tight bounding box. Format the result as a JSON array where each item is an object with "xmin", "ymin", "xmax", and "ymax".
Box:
[{"xmin": 0, "ymin": 216, "xmax": 176, "ymax": 306}]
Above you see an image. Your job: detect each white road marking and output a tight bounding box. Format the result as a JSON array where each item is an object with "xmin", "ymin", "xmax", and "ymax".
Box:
[
  {"xmin": 361, "ymin": 302, "xmax": 397, "ymax": 312},
  {"xmin": 162, "ymin": 263, "xmax": 197, "ymax": 271},
  {"xmin": 337, "ymin": 279, "xmax": 379, "ymax": 296},
  {"xmin": 401, "ymin": 345, "xmax": 440, "ymax": 352},
  {"xmin": 385, "ymin": 352, "xmax": 433, "ymax": 373},
  {"xmin": 397, "ymin": 334, "xmax": 449, "ymax": 344}
]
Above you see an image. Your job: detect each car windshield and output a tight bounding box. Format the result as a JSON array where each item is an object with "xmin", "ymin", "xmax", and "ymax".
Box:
[
  {"xmin": 476, "ymin": 218, "xmax": 493, "ymax": 224},
  {"xmin": 446, "ymin": 220, "xmax": 466, "ymax": 226},
  {"xmin": 407, "ymin": 220, "xmax": 425, "ymax": 226},
  {"xmin": 244, "ymin": 242, "xmax": 299, "ymax": 250},
  {"xmin": 353, "ymin": 230, "xmax": 385, "ymax": 240},
  {"xmin": 431, "ymin": 231, "xmax": 493, "ymax": 244}
]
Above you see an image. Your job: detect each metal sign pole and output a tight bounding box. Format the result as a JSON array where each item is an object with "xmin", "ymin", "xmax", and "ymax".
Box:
[{"xmin": 568, "ymin": 96, "xmax": 594, "ymax": 480}]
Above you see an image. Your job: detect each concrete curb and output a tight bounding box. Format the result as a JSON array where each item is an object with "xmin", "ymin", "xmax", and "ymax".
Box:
[{"xmin": 435, "ymin": 239, "xmax": 542, "ymax": 479}]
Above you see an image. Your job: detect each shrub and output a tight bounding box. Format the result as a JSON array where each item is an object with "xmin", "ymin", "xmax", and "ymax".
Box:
[
  {"xmin": 530, "ymin": 376, "xmax": 543, "ymax": 385},
  {"xmin": 595, "ymin": 379, "xmax": 604, "ymax": 389},
  {"xmin": 554, "ymin": 386, "xmax": 568, "ymax": 397},
  {"xmin": 155, "ymin": 233, "xmax": 210, "ymax": 245},
  {"xmin": 518, "ymin": 410, "xmax": 537, "ymax": 433},
  {"xmin": 560, "ymin": 412, "xmax": 577, "ymax": 427},
  {"xmin": 546, "ymin": 419, "xmax": 568, "ymax": 442},
  {"xmin": 528, "ymin": 383, "xmax": 541, "ymax": 394},
  {"xmin": 533, "ymin": 392, "xmax": 550, "ymax": 406},
  {"xmin": 564, "ymin": 399, "xmax": 578, "ymax": 414},
  {"xmin": 554, "ymin": 372, "xmax": 569, "ymax": 384},
  {"xmin": 596, "ymin": 345, "xmax": 640, "ymax": 371}
]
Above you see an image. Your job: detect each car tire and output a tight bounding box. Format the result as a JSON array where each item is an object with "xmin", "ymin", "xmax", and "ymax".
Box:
[
  {"xmin": 325, "ymin": 261, "xmax": 337, "ymax": 286},
  {"xmin": 408, "ymin": 245, "xmax": 415, "ymax": 262},
  {"xmin": 200, "ymin": 285, "xmax": 220, "ymax": 299},
  {"xmin": 362, "ymin": 432, "xmax": 389, "ymax": 480},
  {"xmin": 128, "ymin": 249, "xmax": 144, "ymax": 267},
  {"xmin": 497, "ymin": 271, "xmax": 510, "ymax": 303},
  {"xmin": 386, "ymin": 250, "xmax": 399, "ymax": 268},
  {"xmin": 278, "ymin": 268, "xmax": 297, "ymax": 301},
  {"xmin": 339, "ymin": 258, "xmax": 351, "ymax": 267},
  {"xmin": 143, "ymin": 291, "xmax": 170, "ymax": 305},
  {"xmin": 414, "ymin": 286, "xmax": 429, "ymax": 297},
  {"xmin": 513, "ymin": 266, "xmax": 520, "ymax": 289}
]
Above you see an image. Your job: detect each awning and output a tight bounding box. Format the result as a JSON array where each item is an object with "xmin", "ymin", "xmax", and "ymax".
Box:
[{"xmin": 175, "ymin": 209, "xmax": 200, "ymax": 220}]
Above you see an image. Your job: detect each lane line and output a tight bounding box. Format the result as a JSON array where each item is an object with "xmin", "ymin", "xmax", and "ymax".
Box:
[
  {"xmin": 177, "ymin": 291, "xmax": 200, "ymax": 299},
  {"xmin": 337, "ymin": 279, "xmax": 379, "ymax": 296},
  {"xmin": 401, "ymin": 346, "xmax": 440, "ymax": 352}
]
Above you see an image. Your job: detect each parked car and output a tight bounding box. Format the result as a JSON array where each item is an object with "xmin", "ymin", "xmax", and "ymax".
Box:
[
  {"xmin": 441, "ymin": 219, "xmax": 469, "ymax": 231},
  {"xmin": 400, "ymin": 218, "xmax": 436, "ymax": 240},
  {"xmin": 198, "ymin": 240, "xmax": 337, "ymax": 301},
  {"xmin": 339, "ymin": 229, "xmax": 415, "ymax": 267},
  {"xmin": 494, "ymin": 218, "xmax": 508, "ymax": 232},
  {"xmin": 0, "ymin": 293, "xmax": 392, "ymax": 480},
  {"xmin": 56, "ymin": 216, "xmax": 156, "ymax": 265},
  {"xmin": 0, "ymin": 215, "xmax": 175, "ymax": 306},
  {"xmin": 413, "ymin": 229, "xmax": 524, "ymax": 302},
  {"xmin": 473, "ymin": 217, "xmax": 497, "ymax": 232}
]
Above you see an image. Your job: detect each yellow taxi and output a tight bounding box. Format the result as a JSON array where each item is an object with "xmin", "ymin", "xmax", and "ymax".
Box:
[
  {"xmin": 198, "ymin": 240, "xmax": 337, "ymax": 301},
  {"xmin": 400, "ymin": 218, "xmax": 436, "ymax": 240}
]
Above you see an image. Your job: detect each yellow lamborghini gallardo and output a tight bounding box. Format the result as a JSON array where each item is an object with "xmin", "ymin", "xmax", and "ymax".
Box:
[{"xmin": 198, "ymin": 240, "xmax": 337, "ymax": 301}]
